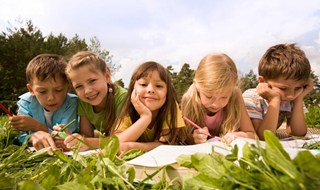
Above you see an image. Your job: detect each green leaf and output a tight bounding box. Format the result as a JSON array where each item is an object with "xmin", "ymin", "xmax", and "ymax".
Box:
[
  {"xmin": 19, "ymin": 180, "xmax": 45, "ymax": 190},
  {"xmin": 100, "ymin": 135, "xmax": 119, "ymax": 161},
  {"xmin": 264, "ymin": 130, "xmax": 300, "ymax": 180}
]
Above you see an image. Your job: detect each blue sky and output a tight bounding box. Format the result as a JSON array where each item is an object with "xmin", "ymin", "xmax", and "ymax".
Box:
[{"xmin": 1, "ymin": 0, "xmax": 320, "ymax": 87}]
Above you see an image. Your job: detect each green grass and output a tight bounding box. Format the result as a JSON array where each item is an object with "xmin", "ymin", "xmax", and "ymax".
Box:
[{"xmin": 305, "ymin": 106, "xmax": 320, "ymax": 129}]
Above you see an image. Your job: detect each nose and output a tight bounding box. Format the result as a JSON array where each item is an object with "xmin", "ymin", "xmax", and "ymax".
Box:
[
  {"xmin": 285, "ymin": 90, "xmax": 295, "ymax": 101},
  {"xmin": 210, "ymin": 99, "xmax": 221, "ymax": 108},
  {"xmin": 47, "ymin": 92, "xmax": 55, "ymax": 102},
  {"xmin": 84, "ymin": 86, "xmax": 92, "ymax": 95},
  {"xmin": 147, "ymin": 85, "xmax": 155, "ymax": 94}
]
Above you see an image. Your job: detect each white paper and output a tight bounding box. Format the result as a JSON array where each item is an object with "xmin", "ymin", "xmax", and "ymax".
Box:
[{"xmin": 127, "ymin": 141, "xmax": 230, "ymax": 167}]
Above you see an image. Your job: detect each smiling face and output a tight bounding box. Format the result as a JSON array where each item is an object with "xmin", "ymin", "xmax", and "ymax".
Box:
[
  {"xmin": 263, "ymin": 77, "xmax": 306, "ymax": 103},
  {"xmin": 67, "ymin": 65, "xmax": 110, "ymax": 111},
  {"xmin": 134, "ymin": 70, "xmax": 167, "ymax": 114},
  {"xmin": 198, "ymin": 87, "xmax": 233, "ymax": 114},
  {"xmin": 27, "ymin": 76, "xmax": 69, "ymax": 112}
]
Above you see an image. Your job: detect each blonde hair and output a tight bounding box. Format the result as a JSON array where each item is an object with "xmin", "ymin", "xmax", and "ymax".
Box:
[
  {"xmin": 181, "ymin": 53, "xmax": 241, "ymax": 136},
  {"xmin": 66, "ymin": 51, "xmax": 117, "ymax": 134}
]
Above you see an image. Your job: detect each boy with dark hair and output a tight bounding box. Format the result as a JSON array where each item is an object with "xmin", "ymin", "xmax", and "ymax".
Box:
[
  {"xmin": 243, "ymin": 43, "xmax": 313, "ymax": 140},
  {"xmin": 9, "ymin": 54, "xmax": 78, "ymax": 150}
]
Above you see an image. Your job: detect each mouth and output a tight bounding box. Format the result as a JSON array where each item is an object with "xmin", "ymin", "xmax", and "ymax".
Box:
[
  {"xmin": 144, "ymin": 96, "xmax": 157, "ymax": 101},
  {"xmin": 48, "ymin": 103, "xmax": 57, "ymax": 107},
  {"xmin": 86, "ymin": 93, "xmax": 98, "ymax": 101}
]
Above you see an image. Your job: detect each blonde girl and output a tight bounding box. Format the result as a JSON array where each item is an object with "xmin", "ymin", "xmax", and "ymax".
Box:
[
  {"xmin": 113, "ymin": 61, "xmax": 186, "ymax": 152},
  {"xmin": 62, "ymin": 51, "xmax": 127, "ymax": 151},
  {"xmin": 181, "ymin": 53, "xmax": 256, "ymax": 144}
]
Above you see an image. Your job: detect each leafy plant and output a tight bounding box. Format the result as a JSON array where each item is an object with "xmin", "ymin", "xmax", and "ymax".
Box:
[
  {"xmin": 305, "ymin": 106, "xmax": 320, "ymax": 129},
  {"xmin": 177, "ymin": 131, "xmax": 320, "ymax": 190}
]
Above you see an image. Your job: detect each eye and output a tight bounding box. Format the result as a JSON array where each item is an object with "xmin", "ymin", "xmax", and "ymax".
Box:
[
  {"xmin": 139, "ymin": 82, "xmax": 148, "ymax": 87},
  {"xmin": 55, "ymin": 88, "xmax": 64, "ymax": 92},
  {"xmin": 38, "ymin": 91, "xmax": 46, "ymax": 94},
  {"xmin": 74, "ymin": 85, "xmax": 83, "ymax": 90},
  {"xmin": 279, "ymin": 87, "xmax": 287, "ymax": 91},
  {"xmin": 89, "ymin": 79, "xmax": 96, "ymax": 84},
  {"xmin": 156, "ymin": 84, "xmax": 164, "ymax": 88}
]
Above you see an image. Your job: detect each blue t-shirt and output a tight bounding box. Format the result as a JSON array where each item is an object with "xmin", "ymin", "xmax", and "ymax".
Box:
[{"xmin": 17, "ymin": 92, "xmax": 79, "ymax": 144}]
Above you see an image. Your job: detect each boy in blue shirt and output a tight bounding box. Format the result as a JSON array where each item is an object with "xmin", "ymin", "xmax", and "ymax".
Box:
[{"xmin": 9, "ymin": 54, "xmax": 78, "ymax": 150}]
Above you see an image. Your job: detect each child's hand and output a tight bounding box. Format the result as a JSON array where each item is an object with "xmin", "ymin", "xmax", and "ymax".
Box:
[
  {"xmin": 52, "ymin": 124, "xmax": 71, "ymax": 137},
  {"xmin": 297, "ymin": 78, "xmax": 314, "ymax": 99},
  {"xmin": 51, "ymin": 124, "xmax": 70, "ymax": 148},
  {"xmin": 222, "ymin": 132, "xmax": 238, "ymax": 143},
  {"xmin": 193, "ymin": 127, "xmax": 210, "ymax": 144},
  {"xmin": 131, "ymin": 88, "xmax": 152, "ymax": 118},
  {"xmin": 118, "ymin": 142, "xmax": 132, "ymax": 155},
  {"xmin": 256, "ymin": 82, "xmax": 281, "ymax": 102},
  {"xmin": 29, "ymin": 131, "xmax": 57, "ymax": 151},
  {"xmin": 9, "ymin": 115, "xmax": 39, "ymax": 131},
  {"xmin": 64, "ymin": 133, "xmax": 89, "ymax": 151}
]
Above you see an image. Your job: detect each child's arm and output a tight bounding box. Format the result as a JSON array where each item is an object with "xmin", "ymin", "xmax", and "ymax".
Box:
[
  {"xmin": 238, "ymin": 98, "xmax": 257, "ymax": 138},
  {"xmin": 116, "ymin": 89, "xmax": 152, "ymax": 142},
  {"xmin": 255, "ymin": 83, "xmax": 281, "ymax": 140},
  {"xmin": 120, "ymin": 141, "xmax": 163, "ymax": 153},
  {"xmin": 79, "ymin": 116, "xmax": 95, "ymax": 137},
  {"xmin": 60, "ymin": 116, "xmax": 95, "ymax": 151},
  {"xmin": 287, "ymin": 79, "xmax": 313, "ymax": 136},
  {"xmin": 9, "ymin": 115, "xmax": 48, "ymax": 132}
]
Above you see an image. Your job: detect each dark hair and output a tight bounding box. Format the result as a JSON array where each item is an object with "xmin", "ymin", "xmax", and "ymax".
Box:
[
  {"xmin": 114, "ymin": 61, "xmax": 181, "ymax": 144},
  {"xmin": 258, "ymin": 43, "xmax": 311, "ymax": 82},
  {"xmin": 26, "ymin": 54, "xmax": 68, "ymax": 84}
]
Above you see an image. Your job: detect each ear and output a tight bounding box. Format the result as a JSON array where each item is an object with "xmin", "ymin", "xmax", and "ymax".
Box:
[
  {"xmin": 258, "ymin": 76, "xmax": 265, "ymax": 83},
  {"xmin": 26, "ymin": 83, "xmax": 35, "ymax": 96},
  {"xmin": 105, "ymin": 73, "xmax": 111, "ymax": 83}
]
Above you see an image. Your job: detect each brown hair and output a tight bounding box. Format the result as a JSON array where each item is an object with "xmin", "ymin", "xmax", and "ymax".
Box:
[
  {"xmin": 258, "ymin": 43, "xmax": 311, "ymax": 82},
  {"xmin": 26, "ymin": 54, "xmax": 68, "ymax": 84},
  {"xmin": 66, "ymin": 51, "xmax": 117, "ymax": 134},
  {"xmin": 114, "ymin": 61, "xmax": 183, "ymax": 144}
]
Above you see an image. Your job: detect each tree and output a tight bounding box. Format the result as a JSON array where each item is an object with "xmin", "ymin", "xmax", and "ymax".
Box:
[
  {"xmin": 0, "ymin": 20, "xmax": 108, "ymax": 107},
  {"xmin": 304, "ymin": 70, "xmax": 320, "ymax": 107},
  {"xmin": 88, "ymin": 36, "xmax": 120, "ymax": 74},
  {"xmin": 239, "ymin": 69, "xmax": 258, "ymax": 92},
  {"xmin": 114, "ymin": 79, "xmax": 125, "ymax": 88},
  {"xmin": 168, "ymin": 63, "xmax": 194, "ymax": 102}
]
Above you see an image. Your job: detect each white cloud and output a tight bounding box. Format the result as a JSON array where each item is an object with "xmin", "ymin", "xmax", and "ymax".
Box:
[{"xmin": 1, "ymin": 0, "xmax": 320, "ymax": 87}]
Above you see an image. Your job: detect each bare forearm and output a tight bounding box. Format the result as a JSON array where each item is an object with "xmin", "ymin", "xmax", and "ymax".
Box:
[
  {"xmin": 289, "ymin": 98, "xmax": 308, "ymax": 136},
  {"xmin": 116, "ymin": 116, "xmax": 151, "ymax": 142},
  {"xmin": 256, "ymin": 99, "xmax": 280, "ymax": 140},
  {"xmin": 124, "ymin": 141, "xmax": 163, "ymax": 152}
]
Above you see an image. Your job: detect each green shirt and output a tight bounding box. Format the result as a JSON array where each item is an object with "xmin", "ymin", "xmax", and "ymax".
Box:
[{"xmin": 78, "ymin": 86, "xmax": 127, "ymax": 131}]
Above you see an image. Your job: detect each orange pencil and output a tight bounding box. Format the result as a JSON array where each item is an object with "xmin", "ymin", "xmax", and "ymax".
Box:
[{"xmin": 182, "ymin": 116, "xmax": 212, "ymax": 137}]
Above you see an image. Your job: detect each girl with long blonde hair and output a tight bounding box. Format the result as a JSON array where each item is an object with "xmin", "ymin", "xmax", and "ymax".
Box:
[{"xmin": 181, "ymin": 53, "xmax": 256, "ymax": 144}]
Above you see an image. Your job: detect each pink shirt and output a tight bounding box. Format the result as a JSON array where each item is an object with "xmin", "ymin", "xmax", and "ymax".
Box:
[{"xmin": 205, "ymin": 109, "xmax": 225, "ymax": 136}]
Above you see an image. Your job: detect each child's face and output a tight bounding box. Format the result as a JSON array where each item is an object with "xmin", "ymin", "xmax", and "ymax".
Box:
[
  {"xmin": 198, "ymin": 87, "xmax": 233, "ymax": 114},
  {"xmin": 27, "ymin": 76, "xmax": 69, "ymax": 112},
  {"xmin": 134, "ymin": 71, "xmax": 167, "ymax": 113},
  {"xmin": 263, "ymin": 77, "xmax": 305, "ymax": 103},
  {"xmin": 68, "ymin": 65, "xmax": 109, "ymax": 109}
]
